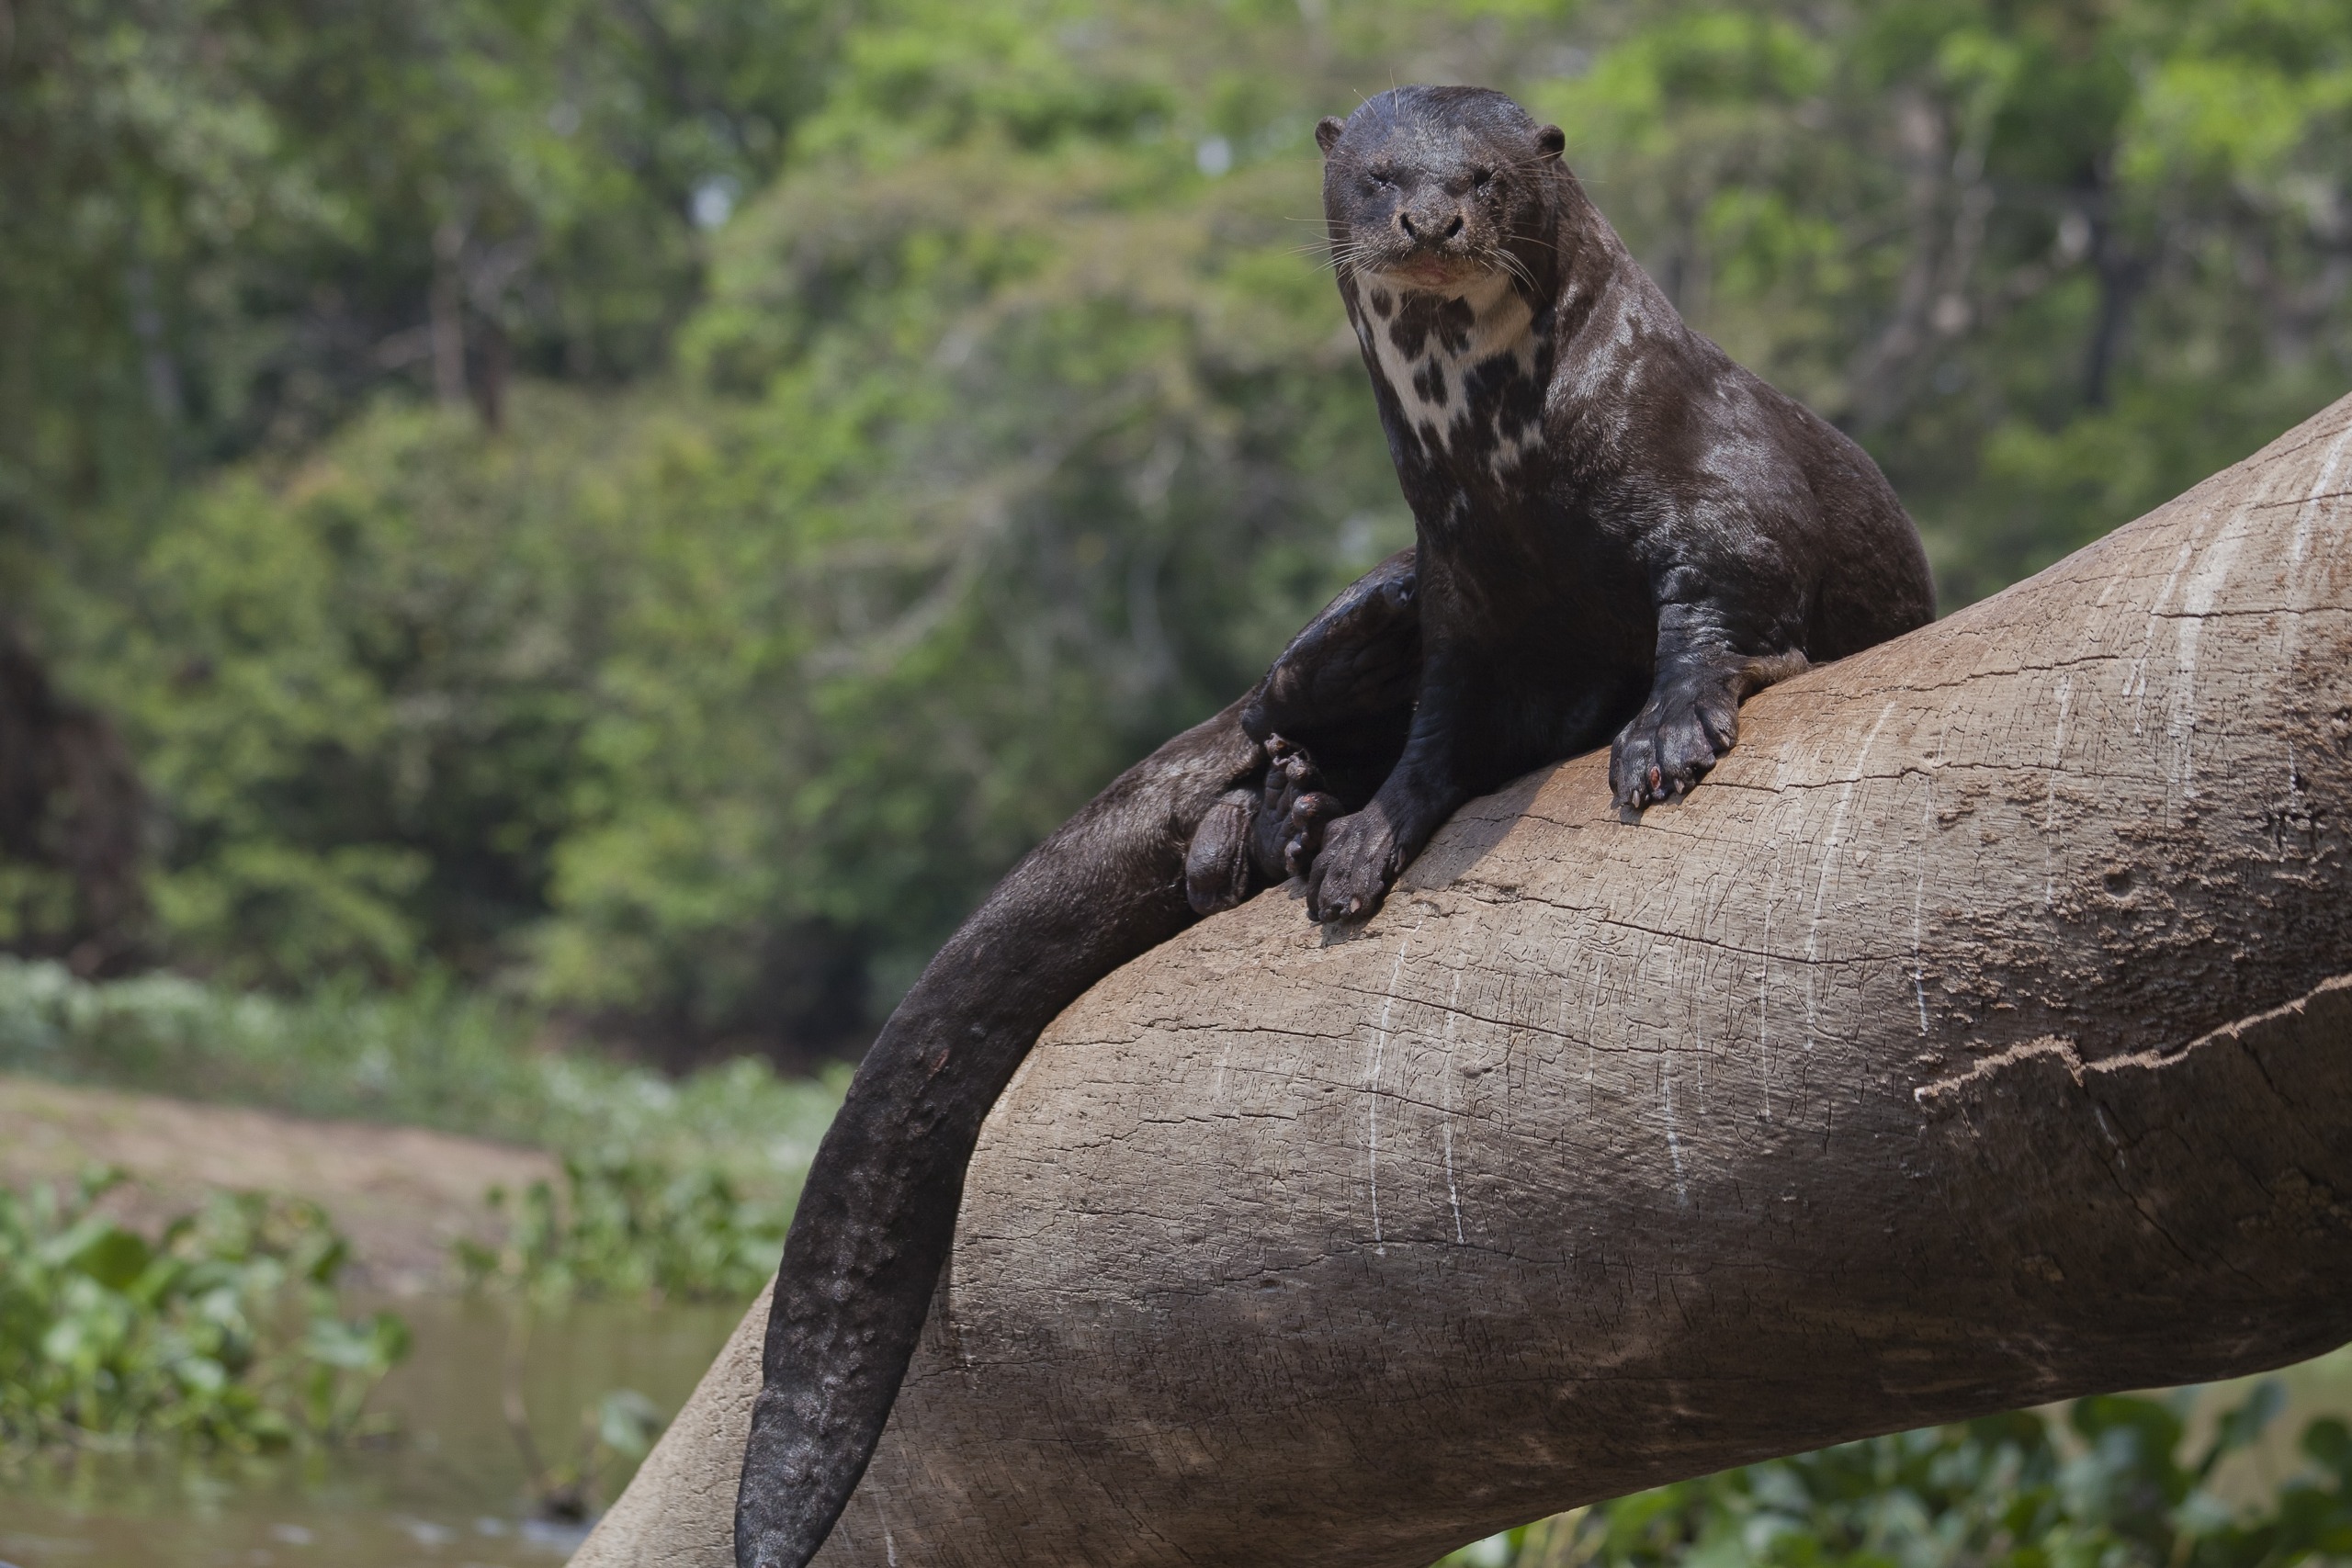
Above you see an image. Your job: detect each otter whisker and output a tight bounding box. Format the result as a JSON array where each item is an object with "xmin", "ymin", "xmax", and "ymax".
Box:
[{"xmin": 1495, "ymin": 250, "xmax": 1540, "ymax": 294}]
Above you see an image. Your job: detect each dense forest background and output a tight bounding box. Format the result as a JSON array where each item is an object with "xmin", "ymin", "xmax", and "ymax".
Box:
[{"xmin": 4, "ymin": 0, "xmax": 2347, "ymax": 1069}]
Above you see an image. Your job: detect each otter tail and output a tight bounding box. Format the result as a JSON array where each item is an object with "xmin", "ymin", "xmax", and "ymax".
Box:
[
  {"xmin": 732, "ymin": 550, "xmax": 1419, "ymax": 1568},
  {"xmin": 731, "ymin": 711, "xmax": 1255, "ymax": 1568}
]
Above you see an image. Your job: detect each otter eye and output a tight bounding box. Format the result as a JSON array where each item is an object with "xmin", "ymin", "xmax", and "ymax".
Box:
[
  {"xmin": 1472, "ymin": 167, "xmax": 1493, "ymax": 188},
  {"xmin": 1368, "ymin": 166, "xmax": 1396, "ymax": 188}
]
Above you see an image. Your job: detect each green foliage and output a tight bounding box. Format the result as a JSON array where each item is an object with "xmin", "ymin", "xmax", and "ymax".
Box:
[
  {"xmin": 0, "ymin": 958, "xmax": 844, "ymax": 1193},
  {"xmin": 1438, "ymin": 1387, "xmax": 2352, "ymax": 1568},
  {"xmin": 454, "ymin": 1154, "xmax": 789, "ymax": 1303},
  {"xmin": 1531, "ymin": 0, "xmax": 2352, "ymax": 602},
  {"xmin": 0, "ymin": 1169, "xmax": 408, "ymax": 1451},
  {"xmin": 532, "ymin": 15, "xmax": 1416, "ymax": 1031},
  {"xmin": 76, "ymin": 390, "xmax": 646, "ymax": 986},
  {"xmin": 0, "ymin": 956, "xmax": 831, "ymax": 1308},
  {"xmin": 0, "ymin": 0, "xmax": 840, "ymax": 511},
  {"xmin": 8, "ymin": 0, "xmax": 2350, "ymax": 1048}
]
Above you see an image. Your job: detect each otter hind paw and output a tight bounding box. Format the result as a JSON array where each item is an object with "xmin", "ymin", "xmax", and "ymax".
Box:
[
  {"xmin": 1282, "ymin": 791, "xmax": 1343, "ymax": 878},
  {"xmin": 1256, "ymin": 736, "xmax": 1345, "ymax": 882},
  {"xmin": 1184, "ymin": 793, "xmax": 1259, "ymax": 916},
  {"xmin": 1186, "ymin": 737, "xmax": 1352, "ymax": 916}
]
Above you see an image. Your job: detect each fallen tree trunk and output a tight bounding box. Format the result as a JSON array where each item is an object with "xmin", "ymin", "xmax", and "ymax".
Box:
[{"xmin": 575, "ymin": 393, "xmax": 2352, "ymax": 1568}]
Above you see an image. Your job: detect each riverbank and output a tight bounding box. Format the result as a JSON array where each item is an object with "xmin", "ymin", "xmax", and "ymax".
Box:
[
  {"xmin": 0, "ymin": 1072, "xmax": 556, "ymax": 1295},
  {"xmin": 0, "ymin": 959, "xmax": 846, "ymax": 1210}
]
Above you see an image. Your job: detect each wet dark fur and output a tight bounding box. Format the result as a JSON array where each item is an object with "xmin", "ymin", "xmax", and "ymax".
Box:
[
  {"xmin": 736, "ymin": 85, "xmax": 1936, "ymax": 1567},
  {"xmin": 734, "ymin": 553, "xmax": 1420, "ymax": 1568},
  {"xmin": 1297, "ymin": 85, "xmax": 1933, "ymax": 922}
]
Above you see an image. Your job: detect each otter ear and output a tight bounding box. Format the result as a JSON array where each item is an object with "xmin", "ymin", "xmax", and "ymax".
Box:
[
  {"xmin": 1316, "ymin": 116, "xmax": 1347, "ymax": 157},
  {"xmin": 1535, "ymin": 124, "xmax": 1566, "ymax": 160}
]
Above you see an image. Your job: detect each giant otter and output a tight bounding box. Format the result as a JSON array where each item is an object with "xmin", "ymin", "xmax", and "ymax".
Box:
[
  {"xmin": 1297, "ymin": 85, "xmax": 1933, "ymax": 922},
  {"xmin": 734, "ymin": 84, "xmax": 1935, "ymax": 1568}
]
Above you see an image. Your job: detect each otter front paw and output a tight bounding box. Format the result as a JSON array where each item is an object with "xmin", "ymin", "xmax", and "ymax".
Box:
[
  {"xmin": 1610, "ymin": 680, "xmax": 1741, "ymax": 810},
  {"xmin": 1305, "ymin": 810, "xmax": 1402, "ymax": 923}
]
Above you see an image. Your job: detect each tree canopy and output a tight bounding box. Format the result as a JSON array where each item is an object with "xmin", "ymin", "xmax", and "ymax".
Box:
[{"xmin": 5, "ymin": 0, "xmax": 2348, "ymax": 1062}]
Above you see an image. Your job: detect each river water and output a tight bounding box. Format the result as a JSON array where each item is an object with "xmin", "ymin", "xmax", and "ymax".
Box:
[
  {"xmin": 6, "ymin": 1298, "xmax": 2347, "ymax": 1568},
  {"xmin": 0, "ymin": 1296, "xmax": 745, "ymax": 1568}
]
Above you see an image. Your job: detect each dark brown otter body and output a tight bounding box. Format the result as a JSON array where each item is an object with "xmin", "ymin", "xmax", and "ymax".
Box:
[
  {"xmin": 734, "ymin": 554, "xmax": 1420, "ymax": 1568},
  {"xmin": 737, "ymin": 85, "xmax": 1934, "ymax": 1568},
  {"xmin": 1298, "ymin": 85, "xmax": 1933, "ymax": 922}
]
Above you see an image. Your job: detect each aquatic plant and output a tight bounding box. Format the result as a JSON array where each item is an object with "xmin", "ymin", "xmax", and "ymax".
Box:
[
  {"xmin": 0, "ymin": 1170, "xmax": 409, "ymax": 1451},
  {"xmin": 1441, "ymin": 1385, "xmax": 2352, "ymax": 1568},
  {"xmin": 507, "ymin": 1371, "xmax": 670, "ymax": 1523},
  {"xmin": 0, "ymin": 958, "xmax": 831, "ymax": 1310},
  {"xmin": 456, "ymin": 1153, "xmax": 788, "ymax": 1303}
]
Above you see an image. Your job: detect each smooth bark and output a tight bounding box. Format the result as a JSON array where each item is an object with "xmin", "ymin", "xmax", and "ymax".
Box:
[{"xmin": 575, "ymin": 392, "xmax": 2352, "ymax": 1568}]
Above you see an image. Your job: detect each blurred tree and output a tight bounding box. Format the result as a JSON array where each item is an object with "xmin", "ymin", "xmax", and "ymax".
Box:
[
  {"xmin": 4, "ymin": 0, "xmax": 2346, "ymax": 1065},
  {"xmin": 83, "ymin": 392, "xmax": 639, "ymax": 986},
  {"xmin": 1532, "ymin": 0, "xmax": 2352, "ymax": 598},
  {"xmin": 0, "ymin": 621, "xmax": 145, "ymax": 971},
  {"xmin": 0, "ymin": 0, "xmax": 841, "ymax": 494},
  {"xmin": 529, "ymin": 4, "xmax": 1414, "ymax": 1043},
  {"xmin": 0, "ymin": 0, "xmax": 845, "ymax": 1045}
]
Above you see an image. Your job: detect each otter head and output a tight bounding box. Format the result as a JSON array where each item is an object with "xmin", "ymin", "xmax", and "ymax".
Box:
[{"xmin": 1316, "ymin": 86, "xmax": 1565, "ymax": 299}]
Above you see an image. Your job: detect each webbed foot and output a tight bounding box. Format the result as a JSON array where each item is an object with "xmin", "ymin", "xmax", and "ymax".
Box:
[
  {"xmin": 1184, "ymin": 791, "xmax": 1261, "ymax": 915},
  {"xmin": 1258, "ymin": 736, "xmax": 1344, "ymax": 879},
  {"xmin": 1183, "ymin": 737, "xmax": 1349, "ymax": 916}
]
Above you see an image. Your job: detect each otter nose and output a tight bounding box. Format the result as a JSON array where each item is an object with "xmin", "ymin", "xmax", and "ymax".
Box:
[{"xmin": 1396, "ymin": 208, "xmax": 1466, "ymax": 246}]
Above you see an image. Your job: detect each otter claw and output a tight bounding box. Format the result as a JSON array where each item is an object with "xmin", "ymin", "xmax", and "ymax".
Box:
[{"xmin": 1284, "ymin": 834, "xmax": 1310, "ymax": 876}]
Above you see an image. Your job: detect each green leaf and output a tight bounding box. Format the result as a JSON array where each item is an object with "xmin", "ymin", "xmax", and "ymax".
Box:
[{"xmin": 54, "ymin": 1219, "xmax": 153, "ymax": 1292}]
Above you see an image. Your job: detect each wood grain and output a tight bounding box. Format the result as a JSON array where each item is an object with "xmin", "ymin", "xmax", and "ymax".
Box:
[{"xmin": 576, "ymin": 392, "xmax": 2352, "ymax": 1568}]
